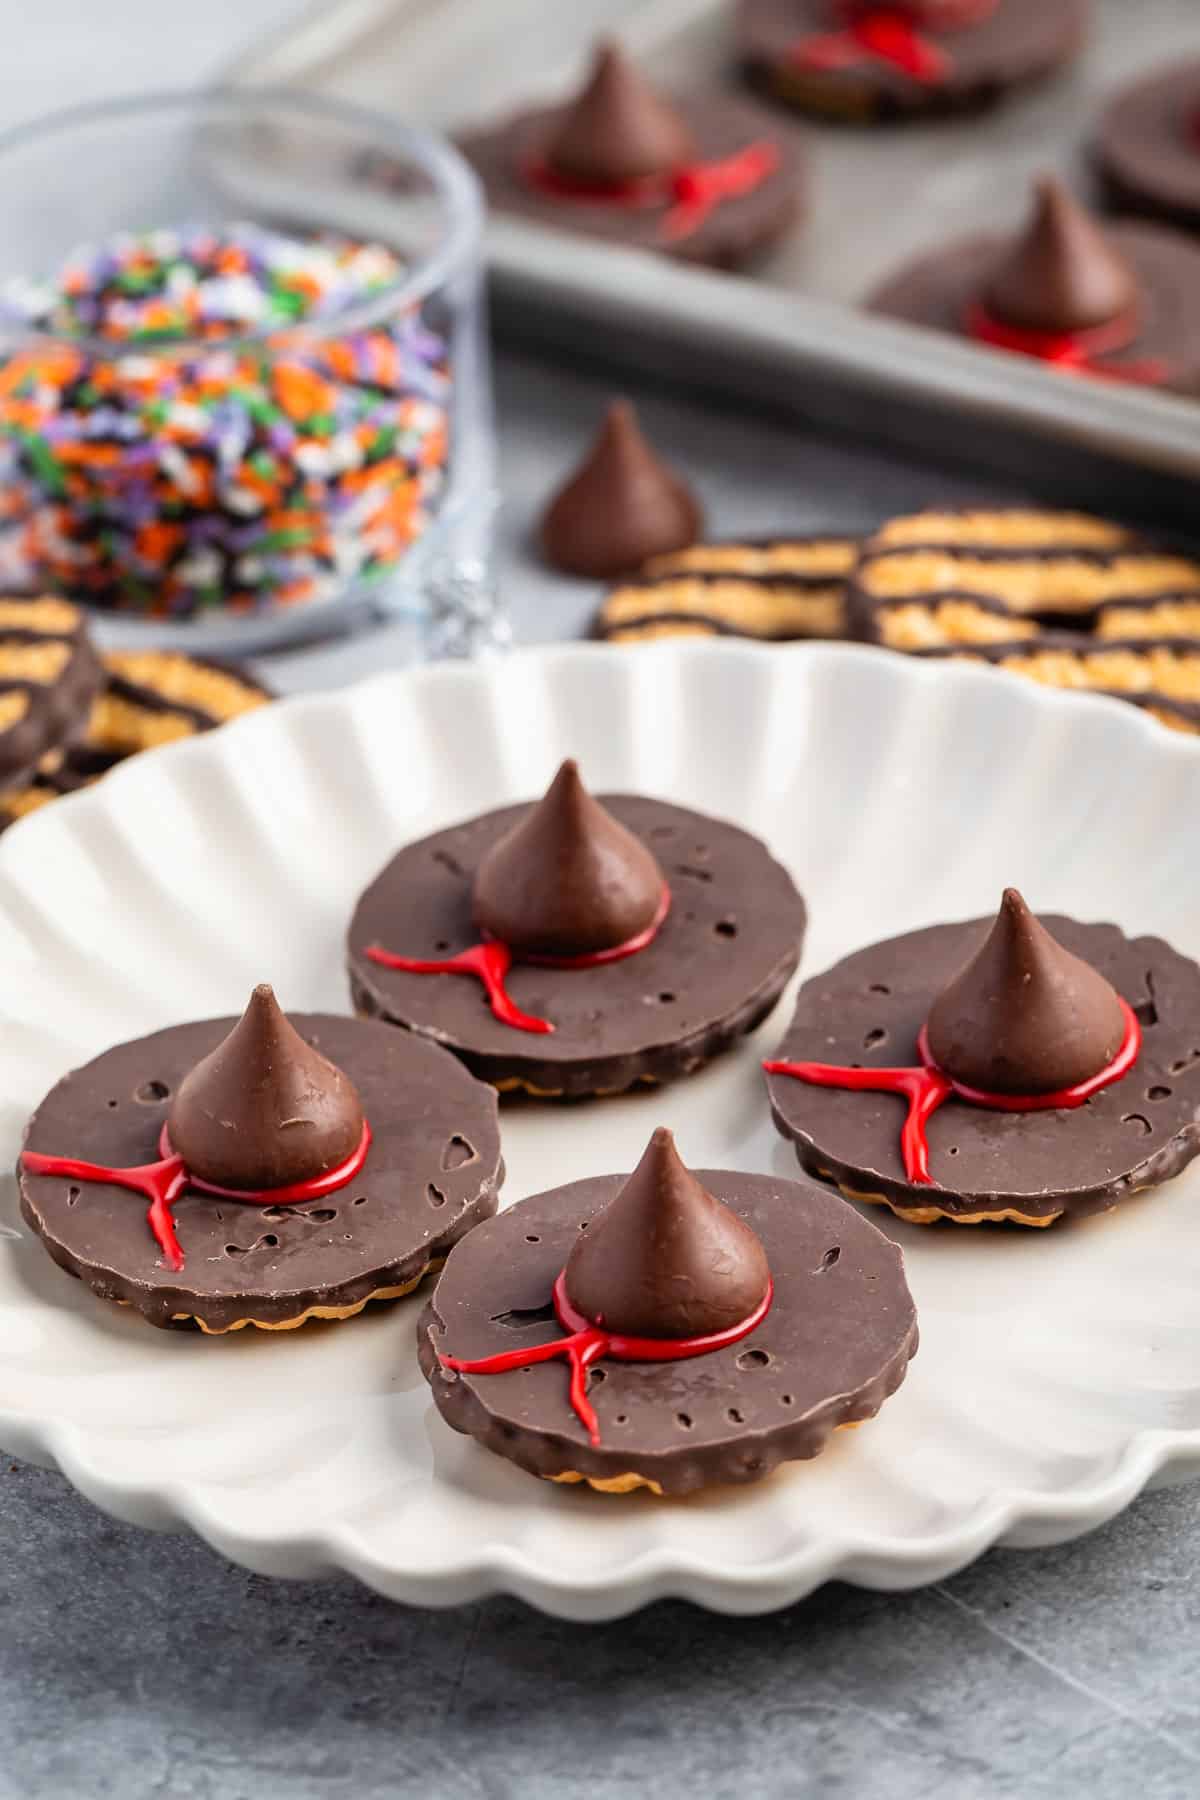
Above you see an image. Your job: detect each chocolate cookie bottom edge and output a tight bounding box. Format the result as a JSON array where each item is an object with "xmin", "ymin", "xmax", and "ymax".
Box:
[
  {"xmin": 20, "ymin": 1168, "xmax": 504, "ymax": 1333},
  {"xmin": 417, "ymin": 1296, "xmax": 918, "ymax": 1496},
  {"xmin": 768, "ymin": 1096, "xmax": 1200, "ymax": 1228},
  {"xmin": 350, "ymin": 950, "xmax": 801, "ymax": 1100}
]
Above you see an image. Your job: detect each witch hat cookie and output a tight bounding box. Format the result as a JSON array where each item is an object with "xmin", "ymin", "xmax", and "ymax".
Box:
[
  {"xmin": 738, "ymin": 0, "xmax": 1088, "ymax": 125},
  {"xmin": 869, "ymin": 172, "xmax": 1200, "ymax": 392},
  {"xmin": 540, "ymin": 402, "xmax": 703, "ymax": 579},
  {"xmin": 348, "ymin": 760, "xmax": 806, "ymax": 1098},
  {"xmin": 19, "ymin": 988, "xmax": 502, "ymax": 1330},
  {"xmin": 765, "ymin": 891, "xmax": 1200, "ymax": 1226},
  {"xmin": 419, "ymin": 1127, "xmax": 917, "ymax": 1493},
  {"xmin": 458, "ymin": 39, "xmax": 803, "ymax": 267},
  {"xmin": 1098, "ymin": 57, "xmax": 1200, "ymax": 237}
]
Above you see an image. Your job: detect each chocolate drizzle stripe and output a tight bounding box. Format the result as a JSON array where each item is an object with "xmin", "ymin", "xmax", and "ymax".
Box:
[{"xmin": 624, "ymin": 568, "xmax": 854, "ymax": 595}]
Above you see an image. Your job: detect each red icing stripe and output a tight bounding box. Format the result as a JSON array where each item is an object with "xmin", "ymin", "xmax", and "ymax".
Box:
[
  {"xmin": 765, "ymin": 998, "xmax": 1142, "ymax": 1187},
  {"xmin": 442, "ymin": 1268, "xmax": 774, "ymax": 1445},
  {"xmin": 522, "ymin": 145, "xmax": 781, "ymax": 243},
  {"xmin": 21, "ymin": 1121, "xmax": 373, "ymax": 1273},
  {"xmin": 365, "ymin": 884, "xmax": 672, "ymax": 1036},
  {"xmin": 965, "ymin": 301, "xmax": 1170, "ymax": 386},
  {"xmin": 790, "ymin": 0, "xmax": 998, "ymax": 85}
]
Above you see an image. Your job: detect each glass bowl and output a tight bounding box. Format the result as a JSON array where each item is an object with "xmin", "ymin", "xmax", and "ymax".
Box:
[{"xmin": 0, "ymin": 88, "xmax": 497, "ymax": 657}]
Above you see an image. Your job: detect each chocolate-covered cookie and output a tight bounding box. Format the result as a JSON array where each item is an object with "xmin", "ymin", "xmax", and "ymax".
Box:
[
  {"xmin": 849, "ymin": 505, "xmax": 1200, "ymax": 732},
  {"xmin": 0, "ymin": 648, "xmax": 271, "ymax": 831},
  {"xmin": 738, "ymin": 0, "xmax": 1087, "ymax": 125},
  {"xmin": 348, "ymin": 765, "xmax": 807, "ymax": 1098},
  {"xmin": 0, "ymin": 594, "xmax": 103, "ymax": 786},
  {"xmin": 869, "ymin": 178, "xmax": 1200, "ymax": 395},
  {"xmin": 1097, "ymin": 61, "xmax": 1200, "ymax": 236},
  {"xmin": 595, "ymin": 535, "xmax": 859, "ymax": 642},
  {"xmin": 418, "ymin": 1129, "xmax": 917, "ymax": 1494},
  {"xmin": 459, "ymin": 41, "xmax": 804, "ymax": 269},
  {"xmin": 765, "ymin": 903, "xmax": 1200, "ymax": 1225},
  {"xmin": 19, "ymin": 999, "xmax": 503, "ymax": 1332}
]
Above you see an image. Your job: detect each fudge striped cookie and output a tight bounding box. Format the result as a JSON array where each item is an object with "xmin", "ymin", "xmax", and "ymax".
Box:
[
  {"xmin": 917, "ymin": 638, "xmax": 1200, "ymax": 737},
  {"xmin": 0, "ymin": 650, "xmax": 271, "ymax": 831},
  {"xmin": 0, "ymin": 594, "xmax": 103, "ymax": 785},
  {"xmin": 595, "ymin": 536, "xmax": 859, "ymax": 643},
  {"xmin": 849, "ymin": 506, "xmax": 1200, "ymax": 731}
]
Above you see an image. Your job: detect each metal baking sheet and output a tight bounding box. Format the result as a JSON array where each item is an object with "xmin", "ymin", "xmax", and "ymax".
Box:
[{"xmin": 233, "ymin": 0, "xmax": 1200, "ymax": 524}]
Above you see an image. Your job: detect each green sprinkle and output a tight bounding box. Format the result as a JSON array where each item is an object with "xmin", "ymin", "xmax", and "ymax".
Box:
[
  {"xmin": 306, "ymin": 412, "xmax": 335, "ymax": 439},
  {"xmin": 16, "ymin": 429, "xmax": 66, "ymax": 497},
  {"xmin": 240, "ymin": 393, "xmax": 281, "ymax": 428},
  {"xmin": 366, "ymin": 427, "xmax": 398, "ymax": 462},
  {"xmin": 251, "ymin": 527, "xmax": 316, "ymax": 552}
]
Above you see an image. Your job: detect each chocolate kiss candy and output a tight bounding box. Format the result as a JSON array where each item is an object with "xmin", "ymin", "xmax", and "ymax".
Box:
[
  {"xmin": 983, "ymin": 176, "xmax": 1138, "ymax": 335},
  {"xmin": 168, "ymin": 984, "xmax": 365, "ymax": 1190},
  {"xmin": 543, "ymin": 40, "xmax": 697, "ymax": 184},
  {"xmin": 564, "ymin": 1127, "xmax": 771, "ymax": 1338},
  {"xmin": 473, "ymin": 758, "xmax": 664, "ymax": 957},
  {"xmin": 925, "ymin": 889, "xmax": 1127, "ymax": 1095},
  {"xmin": 539, "ymin": 400, "xmax": 703, "ymax": 579}
]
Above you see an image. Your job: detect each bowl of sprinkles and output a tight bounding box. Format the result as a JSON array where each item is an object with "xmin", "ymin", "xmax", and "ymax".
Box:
[{"xmin": 0, "ymin": 91, "xmax": 489, "ymax": 653}]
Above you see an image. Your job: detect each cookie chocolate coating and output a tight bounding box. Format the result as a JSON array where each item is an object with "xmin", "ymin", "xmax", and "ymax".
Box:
[
  {"xmin": 418, "ymin": 1169, "xmax": 917, "ymax": 1494},
  {"xmin": 738, "ymin": 0, "xmax": 1088, "ymax": 124},
  {"xmin": 459, "ymin": 92, "xmax": 803, "ymax": 269},
  {"xmin": 868, "ymin": 220, "xmax": 1200, "ymax": 396},
  {"xmin": 348, "ymin": 797, "xmax": 807, "ymax": 1098},
  {"xmin": 20, "ymin": 1015, "xmax": 503, "ymax": 1331},
  {"xmin": 1096, "ymin": 61, "xmax": 1200, "ymax": 237},
  {"xmin": 767, "ymin": 916, "xmax": 1200, "ymax": 1223}
]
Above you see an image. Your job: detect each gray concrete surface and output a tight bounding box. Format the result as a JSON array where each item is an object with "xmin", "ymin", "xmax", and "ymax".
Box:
[{"xmin": 3, "ymin": 4, "xmax": 1200, "ymax": 1798}]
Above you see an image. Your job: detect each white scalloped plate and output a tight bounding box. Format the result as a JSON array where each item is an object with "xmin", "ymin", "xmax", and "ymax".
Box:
[{"xmin": 4, "ymin": 642, "xmax": 1200, "ymax": 1619}]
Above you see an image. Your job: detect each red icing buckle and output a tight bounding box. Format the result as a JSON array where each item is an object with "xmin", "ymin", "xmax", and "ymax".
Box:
[
  {"xmin": 441, "ymin": 1268, "xmax": 775, "ymax": 1445},
  {"xmin": 791, "ymin": 0, "xmax": 998, "ymax": 84},
  {"xmin": 965, "ymin": 300, "xmax": 1170, "ymax": 386},
  {"xmin": 21, "ymin": 1121, "xmax": 373, "ymax": 1274},
  {"xmin": 765, "ymin": 997, "xmax": 1142, "ymax": 1187},
  {"xmin": 522, "ymin": 143, "xmax": 781, "ymax": 243},
  {"xmin": 365, "ymin": 883, "xmax": 672, "ymax": 1036}
]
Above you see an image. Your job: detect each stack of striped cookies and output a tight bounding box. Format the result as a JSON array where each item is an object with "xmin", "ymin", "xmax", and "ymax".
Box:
[
  {"xmin": 594, "ymin": 508, "xmax": 1200, "ymax": 736},
  {"xmin": 0, "ymin": 595, "xmax": 271, "ymax": 832}
]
